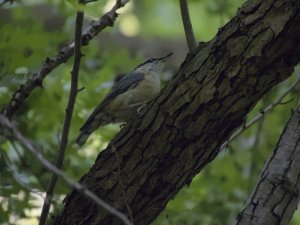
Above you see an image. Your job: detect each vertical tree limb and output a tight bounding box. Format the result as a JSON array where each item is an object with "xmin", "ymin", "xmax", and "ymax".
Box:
[
  {"xmin": 235, "ymin": 105, "xmax": 300, "ymax": 225},
  {"xmin": 38, "ymin": 2, "xmax": 85, "ymax": 225},
  {"xmin": 179, "ymin": 0, "xmax": 197, "ymax": 51}
]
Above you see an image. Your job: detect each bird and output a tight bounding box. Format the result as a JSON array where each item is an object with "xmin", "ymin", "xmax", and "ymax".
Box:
[{"xmin": 76, "ymin": 52, "xmax": 173, "ymax": 146}]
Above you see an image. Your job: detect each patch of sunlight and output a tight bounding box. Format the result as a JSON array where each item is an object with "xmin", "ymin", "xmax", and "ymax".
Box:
[
  {"xmin": 9, "ymin": 192, "xmax": 44, "ymax": 225},
  {"xmin": 119, "ymin": 14, "xmax": 140, "ymax": 37},
  {"xmin": 184, "ymin": 200, "xmax": 196, "ymax": 209},
  {"xmin": 15, "ymin": 67, "xmax": 29, "ymax": 75},
  {"xmin": 0, "ymin": 86, "xmax": 8, "ymax": 93},
  {"xmin": 78, "ymin": 135, "xmax": 108, "ymax": 157},
  {"xmin": 103, "ymin": 0, "xmax": 133, "ymax": 14}
]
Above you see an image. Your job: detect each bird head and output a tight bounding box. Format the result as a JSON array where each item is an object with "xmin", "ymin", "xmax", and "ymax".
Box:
[{"xmin": 134, "ymin": 52, "xmax": 173, "ymax": 74}]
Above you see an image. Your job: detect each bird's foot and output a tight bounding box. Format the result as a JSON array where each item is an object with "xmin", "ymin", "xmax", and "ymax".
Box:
[
  {"xmin": 119, "ymin": 123, "xmax": 127, "ymax": 128},
  {"xmin": 137, "ymin": 104, "xmax": 147, "ymax": 114}
]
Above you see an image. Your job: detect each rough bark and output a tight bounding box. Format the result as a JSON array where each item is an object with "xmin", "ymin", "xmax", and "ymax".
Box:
[
  {"xmin": 52, "ymin": 0, "xmax": 300, "ymax": 224},
  {"xmin": 236, "ymin": 106, "xmax": 300, "ymax": 225}
]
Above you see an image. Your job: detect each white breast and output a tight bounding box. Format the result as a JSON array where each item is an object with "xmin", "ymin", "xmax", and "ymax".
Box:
[{"xmin": 106, "ymin": 71, "xmax": 161, "ymax": 121}]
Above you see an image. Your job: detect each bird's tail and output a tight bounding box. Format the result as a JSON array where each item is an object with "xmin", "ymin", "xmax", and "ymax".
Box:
[
  {"xmin": 76, "ymin": 114, "xmax": 111, "ymax": 146},
  {"xmin": 76, "ymin": 130, "xmax": 91, "ymax": 146},
  {"xmin": 76, "ymin": 118, "xmax": 107, "ymax": 146}
]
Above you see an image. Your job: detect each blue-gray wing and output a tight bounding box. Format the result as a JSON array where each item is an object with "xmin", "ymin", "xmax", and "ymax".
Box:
[{"xmin": 80, "ymin": 72, "xmax": 145, "ymax": 131}]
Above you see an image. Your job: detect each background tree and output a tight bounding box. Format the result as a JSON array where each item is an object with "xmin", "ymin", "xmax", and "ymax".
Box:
[{"xmin": 0, "ymin": 0, "xmax": 300, "ymax": 225}]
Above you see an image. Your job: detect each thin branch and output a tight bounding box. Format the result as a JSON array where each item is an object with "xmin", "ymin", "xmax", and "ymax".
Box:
[
  {"xmin": 39, "ymin": 2, "xmax": 85, "ymax": 224},
  {"xmin": 248, "ymin": 119, "xmax": 263, "ymax": 176},
  {"xmin": 0, "ymin": 114, "xmax": 133, "ymax": 225},
  {"xmin": 2, "ymin": 0, "xmax": 129, "ymax": 119},
  {"xmin": 235, "ymin": 105, "xmax": 300, "ymax": 225},
  {"xmin": 179, "ymin": 0, "xmax": 197, "ymax": 51},
  {"xmin": 222, "ymin": 77, "xmax": 300, "ymax": 149}
]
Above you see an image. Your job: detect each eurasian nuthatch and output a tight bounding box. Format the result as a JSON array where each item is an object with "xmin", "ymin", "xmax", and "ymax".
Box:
[{"xmin": 76, "ymin": 52, "xmax": 173, "ymax": 146}]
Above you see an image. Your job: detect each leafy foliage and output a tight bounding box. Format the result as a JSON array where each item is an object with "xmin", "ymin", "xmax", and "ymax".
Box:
[{"xmin": 0, "ymin": 0, "xmax": 299, "ymax": 225}]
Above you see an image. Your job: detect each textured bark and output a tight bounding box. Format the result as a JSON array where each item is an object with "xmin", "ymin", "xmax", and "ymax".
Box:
[
  {"xmin": 236, "ymin": 107, "xmax": 300, "ymax": 225},
  {"xmin": 52, "ymin": 0, "xmax": 300, "ymax": 224}
]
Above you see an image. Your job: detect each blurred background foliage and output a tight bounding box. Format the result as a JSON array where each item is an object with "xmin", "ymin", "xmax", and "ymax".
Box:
[{"xmin": 0, "ymin": 0, "xmax": 299, "ymax": 224}]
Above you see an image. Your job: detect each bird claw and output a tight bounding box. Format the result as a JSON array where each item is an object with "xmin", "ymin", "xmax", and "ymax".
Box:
[
  {"xmin": 119, "ymin": 123, "xmax": 127, "ymax": 128},
  {"xmin": 137, "ymin": 104, "xmax": 147, "ymax": 114}
]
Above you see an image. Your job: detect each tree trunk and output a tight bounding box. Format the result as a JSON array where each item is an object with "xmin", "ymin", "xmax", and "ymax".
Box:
[
  {"xmin": 236, "ymin": 106, "xmax": 300, "ymax": 225},
  {"xmin": 52, "ymin": 0, "xmax": 300, "ymax": 224}
]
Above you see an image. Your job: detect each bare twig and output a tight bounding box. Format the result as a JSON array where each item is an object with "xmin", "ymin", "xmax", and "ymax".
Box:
[
  {"xmin": 222, "ymin": 77, "xmax": 300, "ymax": 149},
  {"xmin": 2, "ymin": 0, "xmax": 129, "ymax": 118},
  {"xmin": 77, "ymin": 86, "xmax": 85, "ymax": 93},
  {"xmin": 0, "ymin": 114, "xmax": 133, "ymax": 225},
  {"xmin": 179, "ymin": 0, "xmax": 197, "ymax": 51},
  {"xmin": 38, "ymin": 2, "xmax": 85, "ymax": 224},
  {"xmin": 248, "ymin": 119, "xmax": 263, "ymax": 176}
]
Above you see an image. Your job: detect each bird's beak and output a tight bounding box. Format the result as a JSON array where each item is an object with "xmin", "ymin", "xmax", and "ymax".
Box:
[{"xmin": 157, "ymin": 52, "xmax": 173, "ymax": 62}]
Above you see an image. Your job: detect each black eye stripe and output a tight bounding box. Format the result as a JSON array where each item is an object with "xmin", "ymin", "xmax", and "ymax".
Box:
[{"xmin": 134, "ymin": 58, "xmax": 160, "ymax": 70}]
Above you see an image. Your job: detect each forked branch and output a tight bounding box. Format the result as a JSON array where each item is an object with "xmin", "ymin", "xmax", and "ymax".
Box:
[{"xmin": 222, "ymin": 76, "xmax": 300, "ymax": 150}]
